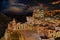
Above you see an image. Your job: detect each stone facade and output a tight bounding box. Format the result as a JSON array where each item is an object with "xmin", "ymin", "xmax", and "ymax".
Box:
[{"xmin": 4, "ymin": 7, "xmax": 60, "ymax": 40}]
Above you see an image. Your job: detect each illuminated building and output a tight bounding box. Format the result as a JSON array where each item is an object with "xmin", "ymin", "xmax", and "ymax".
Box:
[
  {"xmin": 4, "ymin": 6, "xmax": 60, "ymax": 40},
  {"xmin": 47, "ymin": 29, "xmax": 56, "ymax": 38},
  {"xmin": 56, "ymin": 31, "xmax": 60, "ymax": 37}
]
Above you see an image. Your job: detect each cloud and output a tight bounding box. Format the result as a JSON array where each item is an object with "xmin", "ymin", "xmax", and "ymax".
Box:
[
  {"xmin": 50, "ymin": 10, "xmax": 60, "ymax": 12},
  {"xmin": 51, "ymin": 0, "xmax": 60, "ymax": 4},
  {"xmin": 1, "ymin": 3, "xmax": 27, "ymax": 13},
  {"xmin": 8, "ymin": 6, "xmax": 24, "ymax": 12}
]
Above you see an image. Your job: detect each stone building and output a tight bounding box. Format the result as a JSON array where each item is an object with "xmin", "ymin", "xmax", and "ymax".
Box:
[
  {"xmin": 47, "ymin": 29, "xmax": 56, "ymax": 38},
  {"xmin": 56, "ymin": 31, "xmax": 60, "ymax": 37},
  {"xmin": 4, "ymin": 6, "xmax": 60, "ymax": 40}
]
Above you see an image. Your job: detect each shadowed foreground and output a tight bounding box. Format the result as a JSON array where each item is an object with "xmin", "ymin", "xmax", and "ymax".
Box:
[{"xmin": 0, "ymin": 13, "xmax": 10, "ymax": 39}]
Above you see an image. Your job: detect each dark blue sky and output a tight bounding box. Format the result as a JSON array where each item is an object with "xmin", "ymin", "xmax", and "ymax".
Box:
[
  {"xmin": 0, "ymin": 0, "xmax": 60, "ymax": 17},
  {"xmin": 0, "ymin": 0, "xmax": 59, "ymax": 10},
  {"xmin": 0, "ymin": 0, "xmax": 60, "ymax": 14},
  {"xmin": 0, "ymin": 0, "xmax": 59, "ymax": 6}
]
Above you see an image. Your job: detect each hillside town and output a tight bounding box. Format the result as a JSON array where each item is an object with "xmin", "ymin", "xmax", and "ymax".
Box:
[
  {"xmin": 0, "ymin": 0, "xmax": 60, "ymax": 40},
  {"xmin": 2, "ymin": 7, "xmax": 60, "ymax": 40}
]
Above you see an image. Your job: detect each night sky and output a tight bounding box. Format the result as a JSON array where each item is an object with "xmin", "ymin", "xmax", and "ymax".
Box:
[
  {"xmin": 0, "ymin": 0, "xmax": 60, "ymax": 16},
  {"xmin": 0, "ymin": 0, "xmax": 60, "ymax": 11}
]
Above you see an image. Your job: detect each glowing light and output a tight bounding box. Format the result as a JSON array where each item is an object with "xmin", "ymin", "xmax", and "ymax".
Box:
[{"xmin": 51, "ymin": 0, "xmax": 60, "ymax": 4}]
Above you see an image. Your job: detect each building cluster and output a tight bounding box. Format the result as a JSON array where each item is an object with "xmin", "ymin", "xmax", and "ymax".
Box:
[{"xmin": 5, "ymin": 7, "xmax": 60, "ymax": 40}]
